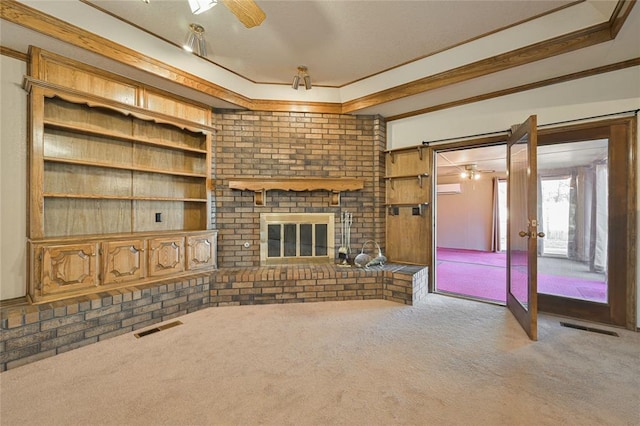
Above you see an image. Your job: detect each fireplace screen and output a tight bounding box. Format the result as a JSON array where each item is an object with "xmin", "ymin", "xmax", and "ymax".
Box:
[{"xmin": 261, "ymin": 213, "xmax": 334, "ymax": 265}]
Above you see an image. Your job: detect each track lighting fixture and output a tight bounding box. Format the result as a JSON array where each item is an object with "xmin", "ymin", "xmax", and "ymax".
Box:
[
  {"xmin": 292, "ymin": 66, "xmax": 312, "ymax": 90},
  {"xmin": 183, "ymin": 23, "xmax": 207, "ymax": 57},
  {"xmin": 188, "ymin": 0, "xmax": 217, "ymax": 15}
]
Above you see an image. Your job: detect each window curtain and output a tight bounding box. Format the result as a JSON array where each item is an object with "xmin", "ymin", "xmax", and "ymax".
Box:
[
  {"xmin": 566, "ymin": 164, "xmax": 607, "ymax": 274},
  {"xmin": 592, "ymin": 163, "xmax": 608, "ymax": 273},
  {"xmin": 537, "ymin": 176, "xmax": 544, "ymax": 256},
  {"xmin": 491, "ymin": 177, "xmax": 500, "ymax": 252}
]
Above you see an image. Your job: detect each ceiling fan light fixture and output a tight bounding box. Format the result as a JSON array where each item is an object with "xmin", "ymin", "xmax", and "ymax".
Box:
[
  {"xmin": 461, "ymin": 164, "xmax": 481, "ymax": 180},
  {"xmin": 292, "ymin": 66, "xmax": 311, "ymax": 90},
  {"xmin": 188, "ymin": 0, "xmax": 217, "ymax": 15},
  {"xmin": 183, "ymin": 23, "xmax": 207, "ymax": 57}
]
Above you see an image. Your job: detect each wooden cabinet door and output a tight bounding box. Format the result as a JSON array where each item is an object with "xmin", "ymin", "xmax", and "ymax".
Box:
[
  {"xmin": 187, "ymin": 233, "xmax": 217, "ymax": 270},
  {"xmin": 148, "ymin": 236, "xmax": 186, "ymax": 277},
  {"xmin": 102, "ymin": 239, "xmax": 146, "ymax": 285},
  {"xmin": 36, "ymin": 243, "xmax": 99, "ymax": 297}
]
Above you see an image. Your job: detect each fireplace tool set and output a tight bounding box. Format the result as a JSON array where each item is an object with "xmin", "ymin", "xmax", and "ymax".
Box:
[
  {"xmin": 338, "ymin": 211, "xmax": 352, "ymax": 266},
  {"xmin": 338, "ymin": 211, "xmax": 386, "ymax": 268}
]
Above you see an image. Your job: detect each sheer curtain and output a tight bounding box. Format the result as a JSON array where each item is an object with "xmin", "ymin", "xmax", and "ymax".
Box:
[
  {"xmin": 593, "ymin": 163, "xmax": 608, "ymax": 273},
  {"xmin": 566, "ymin": 165, "xmax": 607, "ymax": 274},
  {"xmin": 491, "ymin": 177, "xmax": 500, "ymax": 252}
]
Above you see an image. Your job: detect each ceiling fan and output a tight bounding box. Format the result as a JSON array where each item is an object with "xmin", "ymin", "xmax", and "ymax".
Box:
[
  {"xmin": 438, "ymin": 163, "xmax": 495, "ymax": 179},
  {"xmin": 188, "ymin": 0, "xmax": 266, "ymax": 28},
  {"xmin": 458, "ymin": 164, "xmax": 495, "ymax": 180}
]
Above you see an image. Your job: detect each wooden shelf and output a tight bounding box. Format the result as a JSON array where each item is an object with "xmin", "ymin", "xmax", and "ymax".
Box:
[
  {"xmin": 44, "ymin": 156, "xmax": 207, "ymax": 178},
  {"xmin": 385, "ymin": 173, "xmax": 430, "ymax": 179},
  {"xmin": 229, "ymin": 178, "xmax": 365, "ymax": 206},
  {"xmin": 44, "ymin": 120, "xmax": 208, "ymax": 154},
  {"xmin": 44, "ymin": 193, "xmax": 207, "ymax": 202}
]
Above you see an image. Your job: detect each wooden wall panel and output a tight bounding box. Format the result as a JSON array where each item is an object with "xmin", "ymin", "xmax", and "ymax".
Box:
[
  {"xmin": 386, "ymin": 211, "xmax": 429, "ymax": 265},
  {"xmin": 44, "ymin": 199, "xmax": 132, "ymax": 237},
  {"xmin": 44, "ymin": 163, "xmax": 132, "ymax": 197},
  {"xmin": 387, "ymin": 147, "xmax": 427, "ymax": 176},
  {"xmin": 145, "ymin": 90, "xmax": 210, "ymax": 126},
  {"xmin": 38, "ymin": 56, "xmax": 138, "ymax": 106},
  {"xmin": 386, "ymin": 178, "xmax": 429, "ymax": 205}
]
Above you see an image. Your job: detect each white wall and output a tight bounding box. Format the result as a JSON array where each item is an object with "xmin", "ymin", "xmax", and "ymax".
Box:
[
  {"xmin": 0, "ymin": 55, "xmax": 28, "ymax": 300},
  {"xmin": 388, "ymin": 66, "xmax": 640, "ymax": 148},
  {"xmin": 388, "ymin": 66, "xmax": 640, "ymax": 327},
  {"xmin": 437, "ymin": 175, "xmax": 496, "ymax": 251}
]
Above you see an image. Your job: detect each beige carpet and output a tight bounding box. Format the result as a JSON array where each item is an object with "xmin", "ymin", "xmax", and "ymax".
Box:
[{"xmin": 1, "ymin": 295, "xmax": 638, "ymax": 425}]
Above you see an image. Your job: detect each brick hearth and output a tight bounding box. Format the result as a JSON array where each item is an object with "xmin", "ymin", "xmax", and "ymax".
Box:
[{"xmin": 0, "ymin": 264, "xmax": 427, "ymax": 371}]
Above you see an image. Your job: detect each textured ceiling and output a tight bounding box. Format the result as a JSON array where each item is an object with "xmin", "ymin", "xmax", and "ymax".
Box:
[
  {"xmin": 2, "ymin": 0, "xmax": 637, "ymax": 118},
  {"xmin": 87, "ymin": 0, "xmax": 576, "ymax": 87}
]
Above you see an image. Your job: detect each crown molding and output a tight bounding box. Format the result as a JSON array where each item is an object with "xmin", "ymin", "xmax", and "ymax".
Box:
[
  {"xmin": 1, "ymin": 0, "xmax": 636, "ymax": 117},
  {"xmin": 386, "ymin": 57, "xmax": 640, "ymax": 122}
]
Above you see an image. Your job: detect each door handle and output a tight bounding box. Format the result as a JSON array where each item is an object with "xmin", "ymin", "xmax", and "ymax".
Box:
[{"xmin": 518, "ymin": 231, "xmax": 545, "ymax": 238}]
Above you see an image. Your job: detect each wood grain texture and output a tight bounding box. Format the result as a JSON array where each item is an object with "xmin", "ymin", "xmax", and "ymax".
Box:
[
  {"xmin": 28, "ymin": 230, "xmax": 217, "ymax": 303},
  {"xmin": 101, "ymin": 239, "xmax": 147, "ymax": 285},
  {"xmin": 220, "ymin": 0, "xmax": 266, "ymax": 28},
  {"xmin": 228, "ymin": 178, "xmax": 365, "ymax": 192}
]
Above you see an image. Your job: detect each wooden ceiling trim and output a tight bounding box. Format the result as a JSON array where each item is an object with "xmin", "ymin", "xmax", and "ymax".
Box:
[
  {"xmin": 1, "ymin": 0, "xmax": 635, "ymax": 116},
  {"xmin": 0, "ymin": 0, "xmax": 252, "ymax": 109},
  {"xmin": 610, "ymin": 0, "xmax": 637, "ymax": 37},
  {"xmin": 0, "ymin": 46, "xmax": 28, "ymax": 62},
  {"xmin": 342, "ymin": 20, "xmax": 618, "ymax": 113},
  {"xmin": 249, "ymin": 99, "xmax": 342, "ymax": 114},
  {"xmin": 386, "ymin": 57, "xmax": 640, "ymax": 122}
]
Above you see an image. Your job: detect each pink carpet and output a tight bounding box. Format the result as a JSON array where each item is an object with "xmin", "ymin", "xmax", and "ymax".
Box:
[{"xmin": 436, "ymin": 248, "xmax": 607, "ymax": 304}]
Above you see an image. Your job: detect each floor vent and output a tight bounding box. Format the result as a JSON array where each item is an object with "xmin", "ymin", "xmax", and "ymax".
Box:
[
  {"xmin": 134, "ymin": 320, "xmax": 183, "ymax": 339},
  {"xmin": 560, "ymin": 322, "xmax": 619, "ymax": 337}
]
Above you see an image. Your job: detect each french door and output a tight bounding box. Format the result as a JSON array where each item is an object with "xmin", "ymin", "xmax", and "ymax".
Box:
[
  {"xmin": 536, "ymin": 118, "xmax": 636, "ymax": 328},
  {"xmin": 507, "ymin": 116, "xmax": 540, "ymax": 340}
]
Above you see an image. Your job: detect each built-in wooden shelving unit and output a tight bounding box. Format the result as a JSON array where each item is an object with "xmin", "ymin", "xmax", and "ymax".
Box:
[{"xmin": 25, "ymin": 47, "xmax": 218, "ymax": 303}]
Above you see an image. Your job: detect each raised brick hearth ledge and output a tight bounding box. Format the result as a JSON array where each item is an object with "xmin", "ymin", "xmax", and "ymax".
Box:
[{"xmin": 0, "ymin": 264, "xmax": 427, "ymax": 371}]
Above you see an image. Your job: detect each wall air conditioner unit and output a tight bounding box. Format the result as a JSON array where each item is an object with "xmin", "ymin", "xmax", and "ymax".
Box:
[{"xmin": 437, "ymin": 183, "xmax": 462, "ymax": 194}]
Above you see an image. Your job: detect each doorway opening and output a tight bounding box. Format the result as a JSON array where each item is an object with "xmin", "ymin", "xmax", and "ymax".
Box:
[
  {"xmin": 434, "ymin": 141, "xmax": 610, "ymax": 305},
  {"xmin": 434, "ymin": 144, "xmax": 507, "ymax": 305},
  {"xmin": 433, "ymin": 117, "xmax": 634, "ymax": 328}
]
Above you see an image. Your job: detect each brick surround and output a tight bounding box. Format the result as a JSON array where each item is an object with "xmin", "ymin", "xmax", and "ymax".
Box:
[
  {"xmin": 1, "ymin": 265, "xmax": 427, "ymax": 371},
  {"xmin": 213, "ymin": 111, "xmax": 386, "ymax": 268}
]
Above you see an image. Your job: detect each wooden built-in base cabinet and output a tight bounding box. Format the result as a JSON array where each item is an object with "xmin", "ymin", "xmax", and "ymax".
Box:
[{"xmin": 29, "ymin": 231, "xmax": 217, "ymax": 304}]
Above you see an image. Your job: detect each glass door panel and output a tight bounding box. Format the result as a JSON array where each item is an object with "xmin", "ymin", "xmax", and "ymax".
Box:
[
  {"xmin": 507, "ymin": 116, "xmax": 539, "ymax": 341},
  {"xmin": 537, "ymin": 139, "xmax": 609, "ymax": 304}
]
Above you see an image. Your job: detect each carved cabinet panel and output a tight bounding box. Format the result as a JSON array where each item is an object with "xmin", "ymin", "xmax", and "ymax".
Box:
[
  {"xmin": 148, "ymin": 236, "xmax": 186, "ymax": 277},
  {"xmin": 187, "ymin": 232, "xmax": 217, "ymax": 270},
  {"xmin": 28, "ymin": 231, "xmax": 216, "ymax": 303},
  {"xmin": 35, "ymin": 242, "xmax": 99, "ymax": 297},
  {"xmin": 102, "ymin": 239, "xmax": 147, "ymax": 285}
]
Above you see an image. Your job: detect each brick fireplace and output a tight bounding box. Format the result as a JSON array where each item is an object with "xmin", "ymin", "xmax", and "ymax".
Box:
[{"xmin": 214, "ymin": 110, "xmax": 386, "ymax": 268}]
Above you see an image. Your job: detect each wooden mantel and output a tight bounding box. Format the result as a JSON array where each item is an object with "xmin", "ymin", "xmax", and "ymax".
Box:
[{"xmin": 228, "ymin": 177, "xmax": 365, "ymax": 206}]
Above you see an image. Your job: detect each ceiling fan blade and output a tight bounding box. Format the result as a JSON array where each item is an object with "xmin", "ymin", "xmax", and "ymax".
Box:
[{"xmin": 220, "ymin": 0, "xmax": 266, "ymax": 28}]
